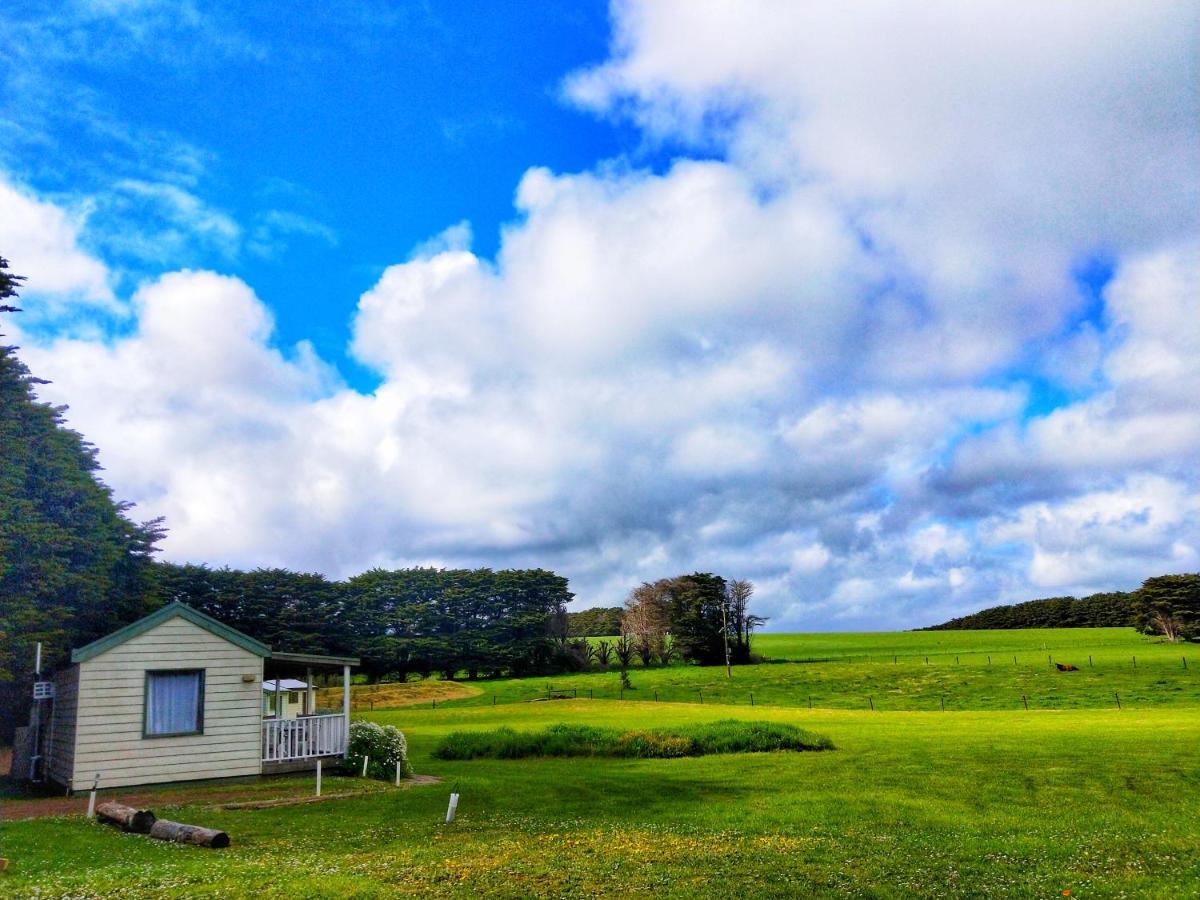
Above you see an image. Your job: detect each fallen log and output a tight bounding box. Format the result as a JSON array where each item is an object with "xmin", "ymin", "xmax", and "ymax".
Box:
[
  {"xmin": 96, "ymin": 802, "xmax": 156, "ymax": 834},
  {"xmin": 149, "ymin": 818, "xmax": 230, "ymax": 849}
]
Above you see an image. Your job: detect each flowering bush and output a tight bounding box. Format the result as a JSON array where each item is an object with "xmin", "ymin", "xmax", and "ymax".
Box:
[{"xmin": 347, "ymin": 720, "xmax": 413, "ymax": 780}]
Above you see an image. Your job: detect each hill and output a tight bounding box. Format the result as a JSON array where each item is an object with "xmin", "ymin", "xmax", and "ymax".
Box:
[{"xmin": 925, "ymin": 591, "xmax": 1134, "ymax": 630}]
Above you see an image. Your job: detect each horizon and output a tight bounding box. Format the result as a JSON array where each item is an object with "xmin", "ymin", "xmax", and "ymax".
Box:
[{"xmin": 2, "ymin": 1, "xmax": 1197, "ymax": 631}]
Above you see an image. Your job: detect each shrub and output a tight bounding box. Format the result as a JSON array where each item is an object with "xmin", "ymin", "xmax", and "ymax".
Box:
[
  {"xmin": 432, "ymin": 720, "xmax": 833, "ymax": 761},
  {"xmin": 615, "ymin": 731, "xmax": 694, "ymax": 758},
  {"xmin": 347, "ymin": 720, "xmax": 413, "ymax": 779}
]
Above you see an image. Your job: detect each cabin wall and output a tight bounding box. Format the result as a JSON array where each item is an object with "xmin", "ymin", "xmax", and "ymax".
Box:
[
  {"xmin": 45, "ymin": 665, "xmax": 79, "ymax": 786},
  {"xmin": 71, "ymin": 618, "xmax": 264, "ymax": 788}
]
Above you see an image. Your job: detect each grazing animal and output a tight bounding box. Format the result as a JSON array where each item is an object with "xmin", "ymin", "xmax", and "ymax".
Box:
[{"xmin": 1055, "ymin": 663, "xmax": 1079, "ymax": 672}]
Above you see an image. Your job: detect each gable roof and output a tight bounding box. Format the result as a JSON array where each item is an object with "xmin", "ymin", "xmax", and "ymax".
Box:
[{"xmin": 71, "ymin": 602, "xmax": 272, "ymax": 663}]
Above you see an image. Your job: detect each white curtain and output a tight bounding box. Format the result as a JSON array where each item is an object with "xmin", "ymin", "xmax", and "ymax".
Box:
[{"xmin": 147, "ymin": 671, "xmax": 202, "ymax": 735}]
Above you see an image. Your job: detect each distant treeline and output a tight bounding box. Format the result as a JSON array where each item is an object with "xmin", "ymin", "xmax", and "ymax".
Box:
[
  {"xmin": 567, "ymin": 606, "xmax": 623, "ymax": 637},
  {"xmin": 155, "ymin": 563, "xmax": 574, "ymax": 682},
  {"xmin": 925, "ymin": 591, "xmax": 1135, "ymax": 631}
]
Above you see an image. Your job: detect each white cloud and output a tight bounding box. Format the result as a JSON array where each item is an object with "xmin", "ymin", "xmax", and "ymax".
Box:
[
  {"xmin": 0, "ymin": 175, "xmax": 115, "ymax": 310},
  {"xmin": 8, "ymin": 2, "xmax": 1199, "ymax": 630}
]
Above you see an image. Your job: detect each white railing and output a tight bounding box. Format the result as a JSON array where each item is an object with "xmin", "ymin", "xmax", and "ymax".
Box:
[{"xmin": 262, "ymin": 714, "xmax": 347, "ymax": 762}]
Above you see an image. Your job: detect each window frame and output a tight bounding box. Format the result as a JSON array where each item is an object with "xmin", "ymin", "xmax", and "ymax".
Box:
[{"xmin": 143, "ymin": 668, "xmax": 206, "ymax": 738}]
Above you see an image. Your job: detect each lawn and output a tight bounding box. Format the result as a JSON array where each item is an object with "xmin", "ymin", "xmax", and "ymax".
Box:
[{"xmin": 3, "ymin": 628, "xmax": 1198, "ymax": 898}]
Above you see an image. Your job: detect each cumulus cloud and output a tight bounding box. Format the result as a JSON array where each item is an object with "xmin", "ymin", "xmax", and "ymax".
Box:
[
  {"xmin": 10, "ymin": 1, "xmax": 1200, "ymax": 629},
  {"xmin": 0, "ymin": 175, "xmax": 115, "ymax": 313}
]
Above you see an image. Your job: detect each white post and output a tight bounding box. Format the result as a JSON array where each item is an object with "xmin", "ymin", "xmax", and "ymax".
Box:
[
  {"xmin": 395, "ymin": 759, "xmax": 402, "ymax": 787},
  {"xmin": 315, "ymin": 758, "xmax": 322, "ymax": 797},
  {"xmin": 86, "ymin": 773, "xmax": 100, "ymax": 818},
  {"xmin": 305, "ymin": 666, "xmax": 314, "ymax": 716},
  {"xmin": 361, "ymin": 755, "xmax": 369, "ymax": 777},
  {"xmin": 341, "ymin": 664, "xmax": 351, "ymax": 758},
  {"xmin": 445, "ymin": 792, "xmax": 459, "ymax": 824}
]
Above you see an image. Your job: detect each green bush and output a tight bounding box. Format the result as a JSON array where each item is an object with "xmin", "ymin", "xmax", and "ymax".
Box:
[
  {"xmin": 432, "ymin": 720, "xmax": 833, "ymax": 760},
  {"xmin": 347, "ymin": 720, "xmax": 413, "ymax": 779}
]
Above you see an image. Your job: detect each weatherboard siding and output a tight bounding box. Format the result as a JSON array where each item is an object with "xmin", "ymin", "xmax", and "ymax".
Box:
[
  {"xmin": 71, "ymin": 617, "xmax": 264, "ymax": 788},
  {"xmin": 46, "ymin": 665, "xmax": 79, "ymax": 786}
]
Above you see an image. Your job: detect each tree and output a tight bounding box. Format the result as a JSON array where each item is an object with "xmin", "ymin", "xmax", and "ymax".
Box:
[
  {"xmin": 661, "ymin": 573, "xmax": 729, "ymax": 666},
  {"xmin": 0, "ymin": 255, "xmax": 164, "ymax": 739},
  {"xmin": 566, "ymin": 606, "xmax": 623, "ymax": 637},
  {"xmin": 725, "ymin": 579, "xmax": 765, "ymax": 663},
  {"xmin": 621, "ymin": 581, "xmax": 671, "ymax": 666},
  {"xmin": 1132, "ymin": 574, "xmax": 1200, "ymax": 643}
]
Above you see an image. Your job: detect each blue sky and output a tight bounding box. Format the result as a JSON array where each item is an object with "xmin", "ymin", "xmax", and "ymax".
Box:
[{"xmin": 2, "ymin": 1, "xmax": 1198, "ymax": 629}]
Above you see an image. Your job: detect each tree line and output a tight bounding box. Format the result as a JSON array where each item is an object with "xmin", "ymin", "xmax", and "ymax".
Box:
[{"xmin": 926, "ymin": 576, "xmax": 1199, "ymax": 642}]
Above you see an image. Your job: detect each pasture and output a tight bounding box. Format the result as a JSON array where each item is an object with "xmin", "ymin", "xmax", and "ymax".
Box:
[{"xmin": 3, "ymin": 628, "xmax": 1198, "ymax": 898}]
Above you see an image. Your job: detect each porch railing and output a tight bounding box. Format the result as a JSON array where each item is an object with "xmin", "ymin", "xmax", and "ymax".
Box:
[{"xmin": 262, "ymin": 714, "xmax": 346, "ymax": 762}]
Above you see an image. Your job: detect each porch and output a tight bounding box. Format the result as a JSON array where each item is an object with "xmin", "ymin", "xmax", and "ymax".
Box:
[{"xmin": 261, "ymin": 650, "xmax": 359, "ymax": 770}]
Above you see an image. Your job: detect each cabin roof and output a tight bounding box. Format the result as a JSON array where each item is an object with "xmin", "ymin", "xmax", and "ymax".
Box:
[{"xmin": 71, "ymin": 602, "xmax": 272, "ymax": 663}]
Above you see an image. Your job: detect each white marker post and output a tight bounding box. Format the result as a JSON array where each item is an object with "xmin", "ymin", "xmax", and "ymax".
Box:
[
  {"xmin": 85, "ymin": 773, "xmax": 100, "ymax": 818},
  {"xmin": 315, "ymin": 758, "xmax": 322, "ymax": 797},
  {"xmin": 445, "ymin": 791, "xmax": 459, "ymax": 824},
  {"xmin": 394, "ymin": 759, "xmax": 402, "ymax": 787},
  {"xmin": 361, "ymin": 755, "xmax": 369, "ymax": 777}
]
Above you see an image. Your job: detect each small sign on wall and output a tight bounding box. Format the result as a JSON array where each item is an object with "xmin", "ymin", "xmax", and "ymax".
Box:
[{"xmin": 33, "ymin": 681, "xmax": 55, "ymax": 700}]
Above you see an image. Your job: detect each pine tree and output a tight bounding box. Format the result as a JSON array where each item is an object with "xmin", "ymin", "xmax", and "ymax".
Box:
[{"xmin": 0, "ymin": 255, "xmax": 164, "ymax": 738}]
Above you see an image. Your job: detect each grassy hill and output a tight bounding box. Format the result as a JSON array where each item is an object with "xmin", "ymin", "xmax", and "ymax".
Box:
[{"xmin": 4, "ymin": 627, "xmax": 1198, "ymax": 897}]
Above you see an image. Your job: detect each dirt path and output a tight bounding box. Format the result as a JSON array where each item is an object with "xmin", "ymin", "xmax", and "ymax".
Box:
[{"xmin": 1, "ymin": 774, "xmax": 440, "ymax": 821}]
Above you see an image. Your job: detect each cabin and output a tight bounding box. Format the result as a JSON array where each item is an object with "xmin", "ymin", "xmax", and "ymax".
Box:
[
  {"xmin": 263, "ymin": 679, "xmax": 314, "ymax": 719},
  {"xmin": 19, "ymin": 602, "xmax": 358, "ymax": 790}
]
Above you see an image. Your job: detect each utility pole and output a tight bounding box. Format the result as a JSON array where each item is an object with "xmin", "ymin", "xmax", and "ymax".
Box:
[{"xmin": 720, "ymin": 593, "xmax": 732, "ymax": 679}]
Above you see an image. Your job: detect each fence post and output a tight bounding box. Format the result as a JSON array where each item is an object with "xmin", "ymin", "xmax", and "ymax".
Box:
[
  {"xmin": 750, "ymin": 692, "xmax": 755, "ymax": 707},
  {"xmin": 1115, "ymin": 692, "xmax": 1121, "ymax": 710},
  {"xmin": 654, "ymin": 690, "xmax": 658, "ymax": 702},
  {"xmin": 808, "ymin": 696, "xmax": 812, "ymax": 709},
  {"xmin": 868, "ymin": 696, "xmax": 874, "ymax": 711},
  {"xmin": 361, "ymin": 755, "xmax": 370, "ymax": 777},
  {"xmin": 316, "ymin": 758, "xmax": 322, "ymax": 797},
  {"xmin": 1047, "ymin": 655, "xmax": 1052, "ymax": 667},
  {"xmin": 1089, "ymin": 656, "xmax": 1093, "ymax": 667},
  {"xmin": 1184, "ymin": 657, "xmax": 1189, "ymax": 670},
  {"xmin": 1022, "ymin": 695, "xmax": 1028, "ymax": 710},
  {"xmin": 940, "ymin": 696, "xmax": 945, "ymax": 712},
  {"xmin": 493, "ymin": 694, "xmax": 497, "ymax": 706},
  {"xmin": 1132, "ymin": 656, "xmax": 1137, "ymax": 669},
  {"xmin": 698, "ymin": 690, "xmax": 703, "ymax": 704},
  {"xmin": 987, "ymin": 655, "xmax": 991, "ymax": 666},
  {"xmin": 1013, "ymin": 656, "xmax": 1018, "ymax": 666}
]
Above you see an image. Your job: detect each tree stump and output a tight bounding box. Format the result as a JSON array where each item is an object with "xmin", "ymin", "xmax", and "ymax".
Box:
[
  {"xmin": 149, "ymin": 819, "xmax": 230, "ymax": 849},
  {"xmin": 96, "ymin": 802, "xmax": 156, "ymax": 834}
]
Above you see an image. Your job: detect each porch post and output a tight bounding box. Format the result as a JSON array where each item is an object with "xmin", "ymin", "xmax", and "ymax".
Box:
[
  {"xmin": 305, "ymin": 666, "xmax": 313, "ymax": 716},
  {"xmin": 275, "ymin": 679, "xmax": 283, "ymax": 719},
  {"xmin": 342, "ymin": 664, "xmax": 351, "ymax": 758}
]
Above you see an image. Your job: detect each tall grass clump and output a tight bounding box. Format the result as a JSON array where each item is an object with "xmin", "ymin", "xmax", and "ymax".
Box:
[{"xmin": 433, "ymin": 720, "xmax": 833, "ymax": 760}]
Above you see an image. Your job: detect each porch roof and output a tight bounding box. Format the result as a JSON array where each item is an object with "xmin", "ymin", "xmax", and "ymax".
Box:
[{"xmin": 269, "ymin": 650, "xmax": 360, "ymax": 667}]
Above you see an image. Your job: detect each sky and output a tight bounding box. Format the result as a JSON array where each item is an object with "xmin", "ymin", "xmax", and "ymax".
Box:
[{"xmin": 1, "ymin": 0, "xmax": 1198, "ymax": 630}]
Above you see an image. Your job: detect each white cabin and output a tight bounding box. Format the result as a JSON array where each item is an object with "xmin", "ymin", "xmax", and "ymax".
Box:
[{"xmin": 23, "ymin": 603, "xmax": 358, "ymax": 789}]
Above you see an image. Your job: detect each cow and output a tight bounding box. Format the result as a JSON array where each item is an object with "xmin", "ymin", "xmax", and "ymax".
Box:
[{"xmin": 1055, "ymin": 662, "xmax": 1079, "ymax": 672}]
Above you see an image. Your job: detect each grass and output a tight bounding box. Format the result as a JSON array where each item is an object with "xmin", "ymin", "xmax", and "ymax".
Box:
[
  {"xmin": 444, "ymin": 628, "xmax": 1199, "ymax": 713},
  {"xmin": 315, "ymin": 679, "xmax": 482, "ymax": 711},
  {"xmin": 433, "ymin": 720, "xmax": 833, "ymax": 760},
  {"xmin": 3, "ymin": 627, "xmax": 1198, "ymax": 897}
]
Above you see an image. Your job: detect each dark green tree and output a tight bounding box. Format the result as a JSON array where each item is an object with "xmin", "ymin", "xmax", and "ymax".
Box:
[
  {"xmin": 0, "ymin": 255, "xmax": 164, "ymax": 737},
  {"xmin": 1132, "ymin": 574, "xmax": 1200, "ymax": 643},
  {"xmin": 662, "ymin": 573, "xmax": 729, "ymax": 665}
]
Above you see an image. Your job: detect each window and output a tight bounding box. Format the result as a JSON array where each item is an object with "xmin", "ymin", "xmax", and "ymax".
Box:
[
  {"xmin": 145, "ymin": 670, "xmax": 204, "ymax": 737},
  {"xmin": 287, "ymin": 691, "xmax": 299, "ymax": 703}
]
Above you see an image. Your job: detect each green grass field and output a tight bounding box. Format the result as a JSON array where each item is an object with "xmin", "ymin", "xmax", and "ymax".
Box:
[{"xmin": 3, "ymin": 628, "xmax": 1198, "ymax": 898}]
